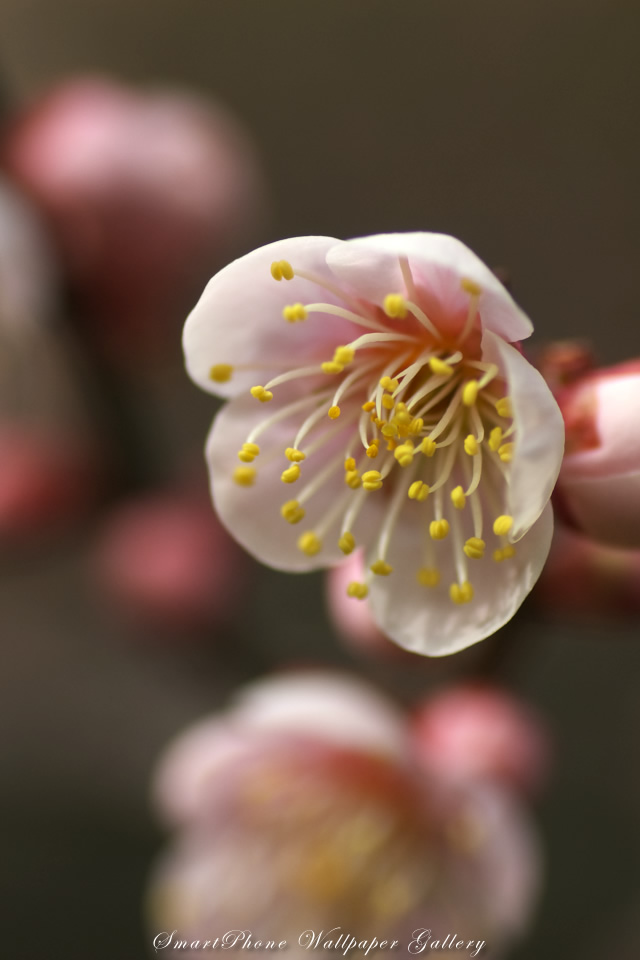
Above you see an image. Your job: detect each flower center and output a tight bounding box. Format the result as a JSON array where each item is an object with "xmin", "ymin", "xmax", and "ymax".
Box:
[{"xmin": 214, "ymin": 256, "xmax": 517, "ymax": 606}]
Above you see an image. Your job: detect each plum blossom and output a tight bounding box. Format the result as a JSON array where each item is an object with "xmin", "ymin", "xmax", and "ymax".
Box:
[
  {"xmin": 555, "ymin": 360, "xmax": 640, "ymax": 549},
  {"xmin": 184, "ymin": 233, "xmax": 564, "ymax": 655},
  {"xmin": 149, "ymin": 672, "xmax": 540, "ymax": 955}
]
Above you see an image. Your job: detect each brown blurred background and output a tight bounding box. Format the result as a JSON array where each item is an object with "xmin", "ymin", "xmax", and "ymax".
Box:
[{"xmin": 0, "ymin": 1, "xmax": 639, "ymax": 958}]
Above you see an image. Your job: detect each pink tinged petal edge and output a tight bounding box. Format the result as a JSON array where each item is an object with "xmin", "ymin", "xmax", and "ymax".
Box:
[
  {"xmin": 231, "ymin": 671, "xmax": 411, "ymax": 760},
  {"xmin": 484, "ymin": 331, "xmax": 565, "ymax": 541},
  {"xmin": 558, "ymin": 469, "xmax": 640, "ymax": 549},
  {"xmin": 205, "ymin": 390, "xmax": 386, "ymax": 572},
  {"xmin": 561, "ymin": 373, "xmax": 640, "ymax": 479},
  {"xmin": 367, "ymin": 502, "xmax": 554, "ymax": 657},
  {"xmin": 326, "ymin": 233, "xmax": 533, "ymax": 343},
  {"xmin": 183, "ymin": 235, "xmax": 359, "ymax": 399}
]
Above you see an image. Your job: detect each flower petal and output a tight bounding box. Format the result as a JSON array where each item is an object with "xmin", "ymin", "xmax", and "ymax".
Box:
[
  {"xmin": 184, "ymin": 235, "xmax": 359, "ymax": 398},
  {"xmin": 326, "ymin": 233, "xmax": 533, "ymax": 343},
  {"xmin": 367, "ymin": 502, "xmax": 554, "ymax": 656},
  {"xmin": 206, "ymin": 389, "xmax": 383, "ymax": 571},
  {"xmin": 558, "ymin": 468, "xmax": 640, "ymax": 549},
  {"xmin": 232, "ymin": 671, "xmax": 410, "ymax": 760},
  {"xmin": 483, "ymin": 332, "xmax": 565, "ymax": 541}
]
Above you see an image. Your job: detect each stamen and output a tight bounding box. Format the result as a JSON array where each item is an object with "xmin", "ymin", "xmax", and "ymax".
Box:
[
  {"xmin": 462, "ymin": 381, "xmax": 479, "ymax": 407},
  {"xmin": 338, "ymin": 531, "xmax": 356, "ymax": 555},
  {"xmin": 493, "ymin": 515, "xmax": 514, "ymax": 537},
  {"xmin": 362, "ymin": 470, "xmax": 383, "ymax": 492},
  {"xmin": 304, "ymin": 301, "xmax": 388, "ymax": 333},
  {"xmin": 346, "ymin": 581, "xmax": 369, "ymax": 599},
  {"xmin": 450, "ymin": 485, "xmax": 466, "ymax": 510},
  {"xmin": 408, "ymin": 480, "xmax": 430, "ymax": 501},
  {"xmin": 264, "ymin": 364, "xmax": 327, "ymax": 391},
  {"xmin": 383, "ymin": 294, "xmax": 407, "ymax": 319},
  {"xmin": 328, "ymin": 406, "xmax": 341, "ymax": 420},
  {"xmin": 495, "ymin": 396, "xmax": 513, "ymax": 418},
  {"xmin": 238, "ymin": 442, "xmax": 260, "ymax": 463},
  {"xmin": 463, "ymin": 537, "xmax": 486, "ymax": 560},
  {"xmin": 282, "ymin": 303, "xmax": 307, "ymax": 323},
  {"xmin": 429, "ymin": 357, "xmax": 454, "ymax": 377},
  {"xmin": 270, "ymin": 260, "xmax": 294, "ymax": 281},
  {"xmin": 233, "ymin": 466, "xmax": 256, "ymax": 487},
  {"xmin": 417, "ymin": 567, "xmax": 440, "ymax": 587},
  {"xmin": 458, "ymin": 278, "xmax": 481, "ymax": 345},
  {"xmin": 285, "ymin": 447, "xmax": 306, "ymax": 462},
  {"xmin": 250, "ymin": 385, "xmax": 274, "ymax": 403},
  {"xmin": 281, "ymin": 500, "xmax": 305, "ymax": 524},
  {"xmin": 426, "ymin": 386, "xmax": 463, "ymax": 442},
  {"xmin": 281, "ymin": 464, "xmax": 300, "ymax": 484},
  {"xmin": 398, "ymin": 256, "xmax": 417, "ymax": 301},
  {"xmin": 404, "ymin": 299, "xmax": 442, "ymax": 340},
  {"xmin": 450, "ymin": 581, "xmax": 474, "ymax": 604},
  {"xmin": 247, "ymin": 393, "xmax": 325, "ymax": 445},
  {"xmin": 298, "ymin": 531, "xmax": 322, "ymax": 556},
  {"xmin": 209, "ymin": 364, "xmax": 234, "ymax": 383},
  {"xmin": 463, "ymin": 434, "xmax": 479, "ymax": 456}
]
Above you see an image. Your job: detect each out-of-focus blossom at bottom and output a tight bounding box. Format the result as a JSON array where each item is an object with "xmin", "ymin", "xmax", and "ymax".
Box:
[
  {"xmin": 410, "ymin": 685, "xmax": 550, "ymax": 798},
  {"xmin": 92, "ymin": 493, "xmax": 247, "ymax": 632},
  {"xmin": 2, "ymin": 76, "xmax": 267, "ymax": 364},
  {"xmin": 534, "ymin": 524, "xmax": 640, "ymax": 621},
  {"xmin": 148, "ymin": 673, "xmax": 540, "ymax": 956}
]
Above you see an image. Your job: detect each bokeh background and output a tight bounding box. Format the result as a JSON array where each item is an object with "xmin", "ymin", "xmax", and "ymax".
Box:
[{"xmin": 1, "ymin": 1, "xmax": 639, "ymax": 958}]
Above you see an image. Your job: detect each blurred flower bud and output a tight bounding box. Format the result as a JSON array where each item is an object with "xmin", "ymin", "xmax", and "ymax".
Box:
[
  {"xmin": 536, "ymin": 339, "xmax": 595, "ymax": 394},
  {"xmin": 149, "ymin": 672, "xmax": 540, "ymax": 954},
  {"xmin": 555, "ymin": 361, "xmax": 640, "ymax": 548},
  {"xmin": 3, "ymin": 76, "xmax": 267, "ymax": 362},
  {"xmin": 325, "ymin": 553, "xmax": 401, "ymax": 658},
  {"xmin": 92, "ymin": 493, "xmax": 246, "ymax": 631},
  {"xmin": 411, "ymin": 685, "xmax": 550, "ymax": 798},
  {"xmin": 534, "ymin": 524, "xmax": 640, "ymax": 620},
  {"xmin": 0, "ymin": 421, "xmax": 97, "ymax": 540}
]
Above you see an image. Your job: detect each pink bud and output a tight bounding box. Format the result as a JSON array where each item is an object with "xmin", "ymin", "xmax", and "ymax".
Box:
[
  {"xmin": 555, "ymin": 361, "xmax": 640, "ymax": 548},
  {"xmin": 0, "ymin": 421, "xmax": 97, "ymax": 539},
  {"xmin": 534, "ymin": 523, "xmax": 640, "ymax": 619},
  {"xmin": 325, "ymin": 552, "xmax": 408, "ymax": 658},
  {"xmin": 3, "ymin": 76, "xmax": 267, "ymax": 362},
  {"xmin": 411, "ymin": 685, "xmax": 550, "ymax": 798},
  {"xmin": 93, "ymin": 494, "xmax": 246, "ymax": 631}
]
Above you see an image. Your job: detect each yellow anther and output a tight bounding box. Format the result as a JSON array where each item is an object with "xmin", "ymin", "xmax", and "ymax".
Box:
[
  {"xmin": 380, "ymin": 376, "xmax": 400, "ymax": 391},
  {"xmin": 321, "ymin": 361, "xmax": 344, "ymax": 375},
  {"xmin": 362, "ymin": 400, "xmax": 376, "ymax": 412},
  {"xmin": 450, "ymin": 581, "xmax": 474, "ymax": 604},
  {"xmin": 298, "ymin": 531, "xmax": 322, "ymax": 556},
  {"xmin": 270, "ymin": 259, "xmax": 294, "ymax": 281},
  {"xmin": 233, "ymin": 466, "xmax": 256, "ymax": 487},
  {"xmin": 280, "ymin": 500, "xmax": 305, "ymax": 524},
  {"xmin": 281, "ymin": 464, "xmax": 301, "ymax": 484},
  {"xmin": 333, "ymin": 346, "xmax": 355, "ymax": 365},
  {"xmin": 372, "ymin": 415, "xmax": 384, "ymax": 427},
  {"xmin": 420, "ymin": 437, "xmax": 437, "ymax": 457},
  {"xmin": 450, "ymin": 486, "xmax": 466, "ymax": 510},
  {"xmin": 338, "ymin": 531, "xmax": 356, "ymax": 555},
  {"xmin": 489, "ymin": 427, "xmax": 503, "ymax": 452},
  {"xmin": 362, "ymin": 470, "xmax": 383, "ymax": 491},
  {"xmin": 394, "ymin": 442, "xmax": 415, "ymax": 468},
  {"xmin": 344, "ymin": 457, "xmax": 356, "ymax": 472},
  {"xmin": 408, "ymin": 417, "xmax": 424, "ymax": 435},
  {"xmin": 463, "ymin": 537, "xmax": 486, "ymax": 560},
  {"xmin": 394, "ymin": 409, "xmax": 411, "ymax": 427},
  {"xmin": 209, "ymin": 363, "xmax": 233, "ymax": 383},
  {"xmin": 285, "ymin": 447, "xmax": 306, "ymax": 462},
  {"xmin": 381, "ymin": 393, "xmax": 395, "ymax": 410},
  {"xmin": 462, "ymin": 381, "xmax": 479, "ymax": 406},
  {"xmin": 370, "ymin": 559, "xmax": 393, "ymax": 576},
  {"xmin": 430, "ymin": 519, "xmax": 450, "ymax": 540},
  {"xmin": 502, "ymin": 544, "xmax": 516, "ymax": 560},
  {"xmin": 328, "ymin": 405, "xmax": 341, "ymax": 420},
  {"xmin": 408, "ymin": 480, "xmax": 429, "ymax": 501},
  {"xmin": 345, "ymin": 470, "xmax": 362, "ymax": 489},
  {"xmin": 429, "ymin": 357, "xmax": 454, "ymax": 377},
  {"xmin": 381, "ymin": 422, "xmax": 398, "ymax": 438},
  {"xmin": 496, "ymin": 396, "xmax": 513, "ymax": 418},
  {"xmin": 250, "ymin": 385, "xmax": 273, "ymax": 403},
  {"xmin": 346, "ymin": 581, "xmax": 369, "ymax": 599},
  {"xmin": 461, "ymin": 277, "xmax": 482, "ymax": 297},
  {"xmin": 364, "ymin": 445, "xmax": 378, "ymax": 461},
  {"xmin": 464, "ymin": 434, "xmax": 479, "ymax": 456},
  {"xmin": 383, "ymin": 294, "xmax": 407, "ymax": 319},
  {"xmin": 498, "ymin": 442, "xmax": 514, "ymax": 463},
  {"xmin": 493, "ymin": 514, "xmax": 514, "ymax": 537},
  {"xmin": 386, "ymin": 438, "xmax": 397, "ymax": 451},
  {"xmin": 238, "ymin": 442, "xmax": 260, "ymax": 462},
  {"xmin": 282, "ymin": 303, "xmax": 307, "ymax": 323},
  {"xmin": 417, "ymin": 567, "xmax": 440, "ymax": 587},
  {"xmin": 493, "ymin": 548, "xmax": 504, "ymax": 563}
]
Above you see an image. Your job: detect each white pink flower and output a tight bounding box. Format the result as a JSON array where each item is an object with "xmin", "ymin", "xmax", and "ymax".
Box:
[
  {"xmin": 149, "ymin": 672, "xmax": 540, "ymax": 952},
  {"xmin": 184, "ymin": 233, "xmax": 564, "ymax": 655}
]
